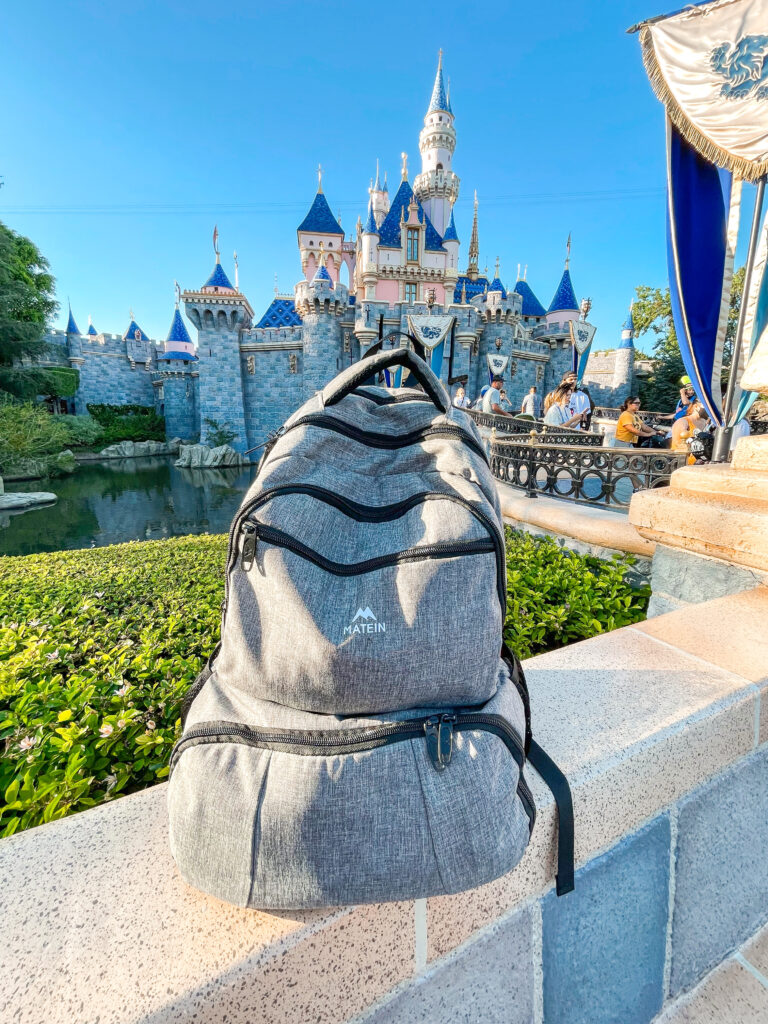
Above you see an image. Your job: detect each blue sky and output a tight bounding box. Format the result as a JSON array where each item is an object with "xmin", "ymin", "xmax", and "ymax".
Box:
[{"xmin": 0, "ymin": 0, "xmax": 756, "ymax": 351}]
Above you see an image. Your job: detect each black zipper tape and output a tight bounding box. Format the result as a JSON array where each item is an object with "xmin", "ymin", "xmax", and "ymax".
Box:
[
  {"xmin": 350, "ymin": 388, "xmax": 433, "ymax": 406},
  {"xmin": 170, "ymin": 712, "xmax": 536, "ymax": 833}
]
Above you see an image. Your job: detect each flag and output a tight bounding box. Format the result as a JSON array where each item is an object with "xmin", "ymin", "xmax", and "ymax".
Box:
[
  {"xmin": 407, "ymin": 315, "xmax": 454, "ymax": 379},
  {"xmin": 568, "ymin": 320, "xmax": 597, "ymax": 384},
  {"xmin": 635, "ymin": 0, "xmax": 768, "ymax": 182}
]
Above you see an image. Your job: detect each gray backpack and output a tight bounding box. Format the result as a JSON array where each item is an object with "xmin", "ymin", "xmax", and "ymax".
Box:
[{"xmin": 168, "ymin": 349, "xmax": 573, "ymax": 909}]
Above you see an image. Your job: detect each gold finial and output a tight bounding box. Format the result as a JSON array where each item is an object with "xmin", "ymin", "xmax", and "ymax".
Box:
[
  {"xmin": 174, "ymin": 280, "xmax": 181, "ymax": 307},
  {"xmin": 401, "ymin": 152, "xmax": 408, "ymax": 180},
  {"xmin": 524, "ymin": 264, "xmax": 528, "ymax": 281},
  {"xmin": 274, "ymin": 273, "xmax": 279, "ymax": 297},
  {"xmin": 517, "ymin": 263, "xmax": 521, "ymax": 281},
  {"xmin": 494, "ymin": 256, "xmax": 500, "ymax": 280},
  {"xmin": 129, "ymin": 307, "xmax": 134, "ymax": 321},
  {"xmin": 565, "ymin": 232, "xmax": 572, "ymax": 269},
  {"xmin": 233, "ymin": 250, "xmax": 239, "ymax": 291},
  {"xmin": 213, "ymin": 224, "xmax": 219, "ymax": 261},
  {"xmin": 317, "ymin": 163, "xmax": 323, "ymax": 192},
  {"xmin": 337, "ymin": 209, "xmax": 342, "ymax": 227}
]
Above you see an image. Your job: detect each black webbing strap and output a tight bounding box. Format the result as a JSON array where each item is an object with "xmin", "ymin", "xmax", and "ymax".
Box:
[{"xmin": 527, "ymin": 739, "xmax": 575, "ymax": 896}]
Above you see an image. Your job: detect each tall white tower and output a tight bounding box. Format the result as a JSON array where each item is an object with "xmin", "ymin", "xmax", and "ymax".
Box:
[{"xmin": 413, "ymin": 51, "xmax": 460, "ymax": 237}]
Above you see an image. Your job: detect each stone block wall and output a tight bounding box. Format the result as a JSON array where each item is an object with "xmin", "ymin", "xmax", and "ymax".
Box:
[
  {"xmin": 187, "ymin": 305, "xmax": 249, "ymax": 454},
  {"xmin": 74, "ymin": 344, "xmax": 156, "ymax": 414},
  {"xmin": 157, "ymin": 372, "xmax": 198, "ymax": 441},
  {"xmin": 301, "ymin": 312, "xmax": 345, "ymax": 400},
  {"xmin": 240, "ymin": 346, "xmax": 305, "ymax": 449}
]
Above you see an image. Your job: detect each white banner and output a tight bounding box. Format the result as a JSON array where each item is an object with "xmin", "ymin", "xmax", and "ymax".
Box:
[
  {"xmin": 407, "ymin": 314, "xmax": 454, "ymax": 351},
  {"xmin": 568, "ymin": 320, "xmax": 596, "ymax": 354},
  {"xmin": 638, "ymin": 0, "xmax": 768, "ymax": 181},
  {"xmin": 486, "ymin": 354, "xmax": 509, "ymax": 376}
]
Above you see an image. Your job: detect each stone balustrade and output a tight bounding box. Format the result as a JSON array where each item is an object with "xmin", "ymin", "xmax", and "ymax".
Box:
[{"xmin": 2, "ymin": 586, "xmax": 768, "ymax": 1024}]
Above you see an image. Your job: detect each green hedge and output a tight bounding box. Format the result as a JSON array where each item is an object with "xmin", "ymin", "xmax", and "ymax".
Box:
[
  {"xmin": 0, "ymin": 529, "xmax": 648, "ymax": 836},
  {"xmin": 86, "ymin": 403, "xmax": 165, "ymax": 445}
]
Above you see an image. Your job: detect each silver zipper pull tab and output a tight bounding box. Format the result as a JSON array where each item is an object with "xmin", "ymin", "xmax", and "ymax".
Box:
[
  {"xmin": 424, "ymin": 715, "xmax": 455, "ymax": 771},
  {"xmin": 241, "ymin": 523, "xmax": 257, "ymax": 571}
]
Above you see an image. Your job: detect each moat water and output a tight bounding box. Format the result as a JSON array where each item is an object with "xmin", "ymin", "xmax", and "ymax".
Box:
[{"xmin": 0, "ymin": 456, "xmax": 259, "ymax": 558}]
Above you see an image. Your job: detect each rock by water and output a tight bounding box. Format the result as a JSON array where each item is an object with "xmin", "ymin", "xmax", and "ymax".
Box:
[
  {"xmin": 174, "ymin": 444, "xmax": 246, "ymax": 469},
  {"xmin": 98, "ymin": 438, "xmax": 182, "ymax": 459}
]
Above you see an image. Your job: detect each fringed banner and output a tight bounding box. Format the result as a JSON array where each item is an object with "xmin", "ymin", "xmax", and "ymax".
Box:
[
  {"xmin": 486, "ymin": 354, "xmax": 509, "ymax": 384},
  {"xmin": 407, "ymin": 314, "xmax": 453, "ymax": 381},
  {"xmin": 568, "ymin": 320, "xmax": 596, "ymax": 384},
  {"xmin": 666, "ymin": 118, "xmax": 732, "ymax": 425},
  {"xmin": 634, "ymin": 0, "xmax": 768, "ymax": 183}
]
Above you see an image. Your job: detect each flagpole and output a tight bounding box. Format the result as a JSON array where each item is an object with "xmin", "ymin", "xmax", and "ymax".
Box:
[{"xmin": 712, "ymin": 176, "xmax": 766, "ymax": 463}]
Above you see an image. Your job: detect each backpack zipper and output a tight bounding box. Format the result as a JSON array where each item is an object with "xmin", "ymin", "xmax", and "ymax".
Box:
[
  {"xmin": 240, "ymin": 523, "xmax": 495, "ymax": 578},
  {"xmin": 170, "ymin": 712, "xmax": 535, "ymax": 832},
  {"xmin": 234, "ymin": 485, "xmax": 506, "ymax": 611},
  {"xmin": 351, "ymin": 389, "xmax": 433, "ymax": 406}
]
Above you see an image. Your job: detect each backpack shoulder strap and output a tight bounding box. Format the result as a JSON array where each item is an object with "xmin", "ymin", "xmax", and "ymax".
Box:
[{"xmin": 527, "ymin": 738, "xmax": 575, "ymax": 896}]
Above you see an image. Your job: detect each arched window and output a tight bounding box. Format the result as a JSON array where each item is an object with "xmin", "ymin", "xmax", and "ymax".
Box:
[{"xmin": 436, "ymin": 162, "xmax": 443, "ymax": 171}]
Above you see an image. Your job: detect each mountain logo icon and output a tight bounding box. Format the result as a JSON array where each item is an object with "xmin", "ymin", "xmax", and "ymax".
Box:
[{"xmin": 344, "ymin": 605, "xmax": 386, "ymax": 637}]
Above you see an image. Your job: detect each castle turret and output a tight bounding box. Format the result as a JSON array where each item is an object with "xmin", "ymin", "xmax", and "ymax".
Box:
[
  {"xmin": 154, "ymin": 302, "xmax": 198, "ymax": 441},
  {"xmin": 369, "ymin": 161, "xmax": 389, "ymax": 228},
  {"xmin": 612, "ymin": 302, "xmax": 636, "ymax": 395},
  {"xmin": 513, "ymin": 270, "xmax": 547, "ymax": 321},
  {"xmin": 87, "ymin": 316, "xmax": 98, "ymax": 337},
  {"xmin": 65, "ymin": 306, "xmax": 84, "ymax": 405},
  {"xmin": 182, "ymin": 245, "xmax": 252, "ymax": 453},
  {"xmin": 467, "ymin": 192, "xmax": 480, "ymax": 281},
  {"xmin": 442, "ymin": 204, "xmax": 460, "ymax": 280},
  {"xmin": 413, "ymin": 51, "xmax": 460, "ymax": 236},
  {"xmin": 361, "ymin": 198, "xmax": 380, "ymax": 299},
  {"xmin": 297, "ymin": 168, "xmax": 345, "ymax": 283},
  {"xmin": 295, "ymin": 256, "xmax": 349, "ymax": 400}
]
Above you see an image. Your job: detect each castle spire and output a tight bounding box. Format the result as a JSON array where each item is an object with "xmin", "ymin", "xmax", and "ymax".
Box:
[
  {"xmin": 374, "ymin": 159, "xmax": 381, "ymax": 191},
  {"xmin": 427, "ymin": 49, "xmax": 451, "ymax": 114},
  {"xmin": 467, "ymin": 191, "xmax": 480, "ymax": 281}
]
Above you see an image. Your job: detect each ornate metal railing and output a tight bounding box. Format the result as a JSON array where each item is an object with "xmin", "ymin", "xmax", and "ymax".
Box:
[
  {"xmin": 490, "ymin": 437, "xmax": 688, "ymax": 508},
  {"xmin": 466, "ymin": 409, "xmax": 604, "ymax": 447}
]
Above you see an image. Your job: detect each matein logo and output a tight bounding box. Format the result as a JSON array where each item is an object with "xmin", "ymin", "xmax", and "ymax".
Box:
[{"xmin": 343, "ymin": 606, "xmax": 387, "ymax": 636}]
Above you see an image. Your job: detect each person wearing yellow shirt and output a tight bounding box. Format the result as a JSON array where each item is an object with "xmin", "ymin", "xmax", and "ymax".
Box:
[
  {"xmin": 614, "ymin": 397, "xmax": 659, "ymax": 448},
  {"xmin": 671, "ymin": 402, "xmax": 708, "ymax": 462}
]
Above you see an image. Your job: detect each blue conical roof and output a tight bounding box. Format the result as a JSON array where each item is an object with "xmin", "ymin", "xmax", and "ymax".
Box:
[
  {"xmin": 363, "ymin": 198, "xmax": 379, "ymax": 234},
  {"xmin": 443, "ymin": 208, "xmax": 459, "ymax": 241},
  {"xmin": 427, "ymin": 53, "xmax": 452, "ymax": 114},
  {"xmin": 167, "ymin": 308, "xmax": 192, "ymax": 345},
  {"xmin": 513, "ymin": 279, "xmax": 547, "ymax": 318},
  {"xmin": 298, "ymin": 190, "xmax": 344, "ymax": 235},
  {"xmin": 488, "ymin": 276, "xmax": 506, "ymax": 298},
  {"xmin": 312, "ymin": 263, "xmax": 333, "ymax": 283},
  {"xmin": 376, "ymin": 179, "xmax": 445, "ymax": 252},
  {"xmin": 623, "ymin": 306, "xmax": 635, "ymax": 332},
  {"xmin": 203, "ymin": 262, "xmax": 235, "ymax": 290},
  {"xmin": 66, "ymin": 308, "xmax": 80, "ymax": 334},
  {"xmin": 123, "ymin": 318, "xmax": 149, "ymax": 342},
  {"xmin": 547, "ymin": 268, "xmax": 579, "ymax": 313},
  {"xmin": 87, "ymin": 321, "xmax": 98, "ymax": 336}
]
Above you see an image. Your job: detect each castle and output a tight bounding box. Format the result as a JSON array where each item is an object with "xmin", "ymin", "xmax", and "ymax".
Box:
[{"xmin": 43, "ymin": 55, "xmax": 636, "ymax": 453}]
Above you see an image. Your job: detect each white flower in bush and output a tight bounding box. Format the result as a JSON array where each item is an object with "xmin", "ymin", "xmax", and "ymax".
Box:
[
  {"xmin": 18, "ymin": 736, "xmax": 36, "ymax": 751},
  {"xmin": 146, "ymin": 721, "xmax": 156, "ymax": 731},
  {"xmin": 115, "ymin": 683, "xmax": 130, "ymax": 697},
  {"xmin": 99, "ymin": 723, "xmax": 113, "ymax": 738}
]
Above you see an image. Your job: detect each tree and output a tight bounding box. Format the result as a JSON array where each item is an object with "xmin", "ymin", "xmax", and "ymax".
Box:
[
  {"xmin": 0, "ymin": 220, "xmax": 58, "ymax": 398},
  {"xmin": 633, "ymin": 268, "xmax": 744, "ymax": 412}
]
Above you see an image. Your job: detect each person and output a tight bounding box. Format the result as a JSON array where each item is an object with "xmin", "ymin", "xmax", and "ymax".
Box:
[
  {"xmin": 543, "ymin": 385, "xmax": 586, "ymax": 428},
  {"xmin": 670, "ymin": 401, "xmax": 708, "ymax": 457},
  {"xmin": 498, "ymin": 389, "xmax": 513, "ymax": 413},
  {"xmin": 673, "ymin": 377, "xmax": 697, "ymax": 422},
  {"xmin": 482, "ymin": 375, "xmax": 511, "ymax": 416},
  {"xmin": 520, "ymin": 386, "xmax": 541, "ymax": 419},
  {"xmin": 614, "ymin": 396, "xmax": 665, "ymax": 448},
  {"xmin": 452, "ymin": 385, "xmax": 471, "ymax": 409},
  {"xmin": 562, "ymin": 372, "xmax": 591, "ymax": 430},
  {"xmin": 472, "ymin": 385, "xmax": 489, "ymax": 410}
]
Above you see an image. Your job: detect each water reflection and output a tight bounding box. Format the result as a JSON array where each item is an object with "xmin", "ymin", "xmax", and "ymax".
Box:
[{"xmin": 0, "ymin": 456, "xmax": 258, "ymax": 557}]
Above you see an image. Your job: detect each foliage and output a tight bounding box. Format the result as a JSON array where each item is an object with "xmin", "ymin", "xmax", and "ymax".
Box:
[
  {"xmin": 0, "ymin": 221, "xmax": 58, "ymax": 398},
  {"xmin": 59, "ymin": 414, "xmax": 104, "ymax": 448},
  {"xmin": 86, "ymin": 403, "xmax": 165, "ymax": 445},
  {"xmin": 40, "ymin": 366, "xmax": 80, "ymax": 399},
  {"xmin": 503, "ymin": 528, "xmax": 649, "ymax": 660},
  {"xmin": 633, "ymin": 268, "xmax": 744, "ymax": 412},
  {"xmin": 0, "ymin": 530, "xmax": 648, "ymax": 836},
  {"xmin": 203, "ymin": 417, "xmax": 236, "ymax": 448},
  {"xmin": 0, "ymin": 401, "xmax": 71, "ymax": 473},
  {"xmin": 0, "ymin": 536, "xmax": 224, "ymax": 836}
]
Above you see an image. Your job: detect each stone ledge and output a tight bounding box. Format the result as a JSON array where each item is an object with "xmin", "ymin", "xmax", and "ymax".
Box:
[
  {"xmin": 497, "ymin": 481, "xmax": 655, "ymax": 558},
  {"xmin": 0, "ymin": 591, "xmax": 764, "ymax": 1022}
]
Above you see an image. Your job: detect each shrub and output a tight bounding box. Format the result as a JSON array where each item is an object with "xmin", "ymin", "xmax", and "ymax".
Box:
[
  {"xmin": 503, "ymin": 527, "xmax": 649, "ymax": 660},
  {"xmin": 0, "ymin": 401, "xmax": 70, "ymax": 473},
  {"xmin": 58, "ymin": 414, "xmax": 104, "ymax": 448},
  {"xmin": 203, "ymin": 417, "xmax": 236, "ymax": 448},
  {"xmin": 0, "ymin": 530, "xmax": 648, "ymax": 836},
  {"xmin": 86, "ymin": 403, "xmax": 165, "ymax": 445}
]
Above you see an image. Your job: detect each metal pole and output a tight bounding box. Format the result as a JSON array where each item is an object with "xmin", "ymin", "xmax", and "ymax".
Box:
[{"xmin": 712, "ymin": 176, "xmax": 766, "ymax": 463}]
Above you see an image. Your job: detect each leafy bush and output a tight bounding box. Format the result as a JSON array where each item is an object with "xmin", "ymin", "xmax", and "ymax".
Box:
[
  {"xmin": 0, "ymin": 530, "xmax": 648, "ymax": 836},
  {"xmin": 0, "ymin": 401, "xmax": 71, "ymax": 473},
  {"xmin": 58, "ymin": 414, "xmax": 104, "ymax": 448},
  {"xmin": 86, "ymin": 403, "xmax": 165, "ymax": 445},
  {"xmin": 503, "ymin": 527, "xmax": 649, "ymax": 660},
  {"xmin": 203, "ymin": 417, "xmax": 236, "ymax": 448}
]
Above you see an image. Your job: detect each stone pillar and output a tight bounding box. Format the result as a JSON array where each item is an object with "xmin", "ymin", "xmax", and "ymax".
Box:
[{"xmin": 630, "ymin": 437, "xmax": 768, "ymax": 616}]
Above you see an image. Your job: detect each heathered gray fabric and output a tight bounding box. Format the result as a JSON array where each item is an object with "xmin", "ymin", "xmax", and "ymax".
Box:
[
  {"xmin": 169, "ymin": 362, "xmax": 530, "ymax": 910},
  {"xmin": 168, "ymin": 661, "xmax": 530, "ymax": 909}
]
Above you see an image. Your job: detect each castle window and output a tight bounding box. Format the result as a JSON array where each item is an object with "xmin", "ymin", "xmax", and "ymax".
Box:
[
  {"xmin": 407, "ymin": 229, "xmax": 419, "ymax": 262},
  {"xmin": 436, "ymin": 162, "xmax": 443, "ymax": 171},
  {"xmin": 405, "ymin": 283, "xmax": 417, "ymax": 304}
]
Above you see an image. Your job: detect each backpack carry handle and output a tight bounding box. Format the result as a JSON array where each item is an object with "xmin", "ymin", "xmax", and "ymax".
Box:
[{"xmin": 322, "ymin": 348, "xmax": 450, "ymax": 414}]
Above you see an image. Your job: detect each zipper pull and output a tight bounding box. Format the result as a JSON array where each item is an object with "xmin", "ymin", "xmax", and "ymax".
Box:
[
  {"xmin": 424, "ymin": 714, "xmax": 455, "ymax": 772},
  {"xmin": 241, "ymin": 523, "xmax": 257, "ymax": 571}
]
